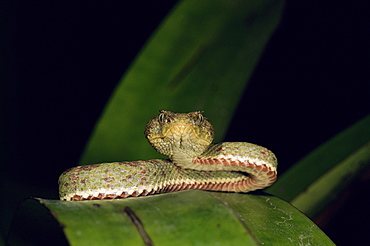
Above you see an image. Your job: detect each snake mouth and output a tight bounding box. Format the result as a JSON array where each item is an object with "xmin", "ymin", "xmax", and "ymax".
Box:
[
  {"xmin": 144, "ymin": 110, "xmax": 216, "ymax": 160},
  {"xmin": 147, "ymin": 121, "xmax": 213, "ymax": 158}
]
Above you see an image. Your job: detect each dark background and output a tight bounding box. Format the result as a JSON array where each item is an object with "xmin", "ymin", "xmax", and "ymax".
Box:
[{"xmin": 1, "ymin": 1, "xmax": 369, "ymax": 244}]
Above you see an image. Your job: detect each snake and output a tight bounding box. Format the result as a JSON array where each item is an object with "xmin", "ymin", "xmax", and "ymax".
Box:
[{"xmin": 59, "ymin": 110, "xmax": 277, "ymax": 201}]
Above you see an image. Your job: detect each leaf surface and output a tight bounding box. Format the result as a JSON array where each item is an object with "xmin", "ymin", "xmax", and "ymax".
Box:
[{"xmin": 8, "ymin": 191, "xmax": 335, "ymax": 245}]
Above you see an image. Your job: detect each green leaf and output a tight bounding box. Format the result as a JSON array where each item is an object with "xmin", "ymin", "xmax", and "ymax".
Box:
[
  {"xmin": 79, "ymin": 0, "xmax": 285, "ymax": 165},
  {"xmin": 266, "ymin": 115, "xmax": 370, "ymax": 218},
  {"xmin": 8, "ymin": 191, "xmax": 335, "ymax": 245},
  {"xmin": 212, "ymin": 192, "xmax": 335, "ymax": 245}
]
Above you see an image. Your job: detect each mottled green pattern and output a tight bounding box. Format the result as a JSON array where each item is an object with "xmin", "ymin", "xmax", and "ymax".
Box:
[
  {"xmin": 59, "ymin": 159, "xmax": 246, "ymax": 200},
  {"xmin": 201, "ymin": 142, "xmax": 278, "ymax": 168}
]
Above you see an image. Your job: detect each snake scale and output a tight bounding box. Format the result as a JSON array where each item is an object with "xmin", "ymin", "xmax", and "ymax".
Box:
[{"xmin": 59, "ymin": 111, "xmax": 277, "ymax": 201}]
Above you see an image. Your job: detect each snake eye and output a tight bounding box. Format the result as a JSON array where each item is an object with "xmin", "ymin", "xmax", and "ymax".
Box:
[
  {"xmin": 196, "ymin": 113, "xmax": 203, "ymax": 124},
  {"xmin": 158, "ymin": 112, "xmax": 172, "ymax": 124},
  {"xmin": 158, "ymin": 113, "xmax": 166, "ymax": 123}
]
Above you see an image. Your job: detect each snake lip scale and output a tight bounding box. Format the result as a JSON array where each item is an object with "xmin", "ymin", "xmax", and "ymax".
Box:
[{"xmin": 59, "ymin": 111, "xmax": 278, "ymax": 201}]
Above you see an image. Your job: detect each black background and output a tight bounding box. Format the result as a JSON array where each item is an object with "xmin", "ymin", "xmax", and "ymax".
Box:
[{"xmin": 1, "ymin": 1, "xmax": 369, "ymax": 244}]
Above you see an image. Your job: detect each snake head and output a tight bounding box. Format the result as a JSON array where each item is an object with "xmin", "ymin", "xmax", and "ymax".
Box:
[{"xmin": 145, "ymin": 110, "xmax": 215, "ymax": 159}]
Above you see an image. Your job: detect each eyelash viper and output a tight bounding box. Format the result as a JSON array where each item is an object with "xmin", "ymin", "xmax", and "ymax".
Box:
[{"xmin": 58, "ymin": 110, "xmax": 277, "ymax": 201}]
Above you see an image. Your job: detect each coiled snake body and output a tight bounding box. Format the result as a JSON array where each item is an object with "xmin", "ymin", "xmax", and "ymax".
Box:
[{"xmin": 59, "ymin": 111, "xmax": 277, "ymax": 201}]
